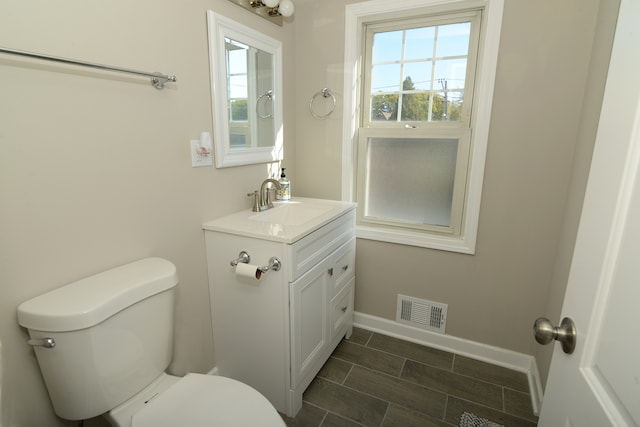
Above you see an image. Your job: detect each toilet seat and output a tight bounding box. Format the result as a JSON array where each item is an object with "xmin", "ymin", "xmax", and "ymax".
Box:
[{"xmin": 131, "ymin": 373, "xmax": 285, "ymax": 427}]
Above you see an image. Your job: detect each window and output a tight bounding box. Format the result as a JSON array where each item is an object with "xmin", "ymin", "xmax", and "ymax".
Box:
[{"xmin": 343, "ymin": 0, "xmax": 503, "ymax": 253}]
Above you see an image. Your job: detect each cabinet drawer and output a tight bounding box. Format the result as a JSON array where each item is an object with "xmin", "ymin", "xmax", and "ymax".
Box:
[
  {"xmin": 330, "ymin": 238, "xmax": 355, "ymax": 299},
  {"xmin": 288, "ymin": 210, "xmax": 355, "ymax": 282},
  {"xmin": 331, "ymin": 278, "xmax": 354, "ymax": 339}
]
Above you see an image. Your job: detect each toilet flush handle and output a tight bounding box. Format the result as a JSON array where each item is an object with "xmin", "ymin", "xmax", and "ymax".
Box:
[{"xmin": 28, "ymin": 337, "xmax": 56, "ymax": 349}]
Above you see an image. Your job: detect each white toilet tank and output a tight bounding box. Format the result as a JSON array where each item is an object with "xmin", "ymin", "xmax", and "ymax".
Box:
[{"xmin": 17, "ymin": 258, "xmax": 178, "ymax": 421}]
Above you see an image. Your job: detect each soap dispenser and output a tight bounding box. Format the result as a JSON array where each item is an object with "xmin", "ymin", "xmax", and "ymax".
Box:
[{"xmin": 277, "ymin": 168, "xmax": 291, "ymax": 201}]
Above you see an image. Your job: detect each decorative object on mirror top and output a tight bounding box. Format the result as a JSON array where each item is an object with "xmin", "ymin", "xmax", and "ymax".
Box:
[{"xmin": 227, "ymin": 0, "xmax": 294, "ymax": 26}]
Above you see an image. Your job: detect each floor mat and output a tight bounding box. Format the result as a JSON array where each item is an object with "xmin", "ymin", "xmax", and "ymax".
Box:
[{"xmin": 459, "ymin": 411, "xmax": 505, "ymax": 427}]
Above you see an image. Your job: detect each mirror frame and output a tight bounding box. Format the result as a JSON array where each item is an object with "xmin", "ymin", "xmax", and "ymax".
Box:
[{"xmin": 207, "ymin": 11, "xmax": 284, "ymax": 168}]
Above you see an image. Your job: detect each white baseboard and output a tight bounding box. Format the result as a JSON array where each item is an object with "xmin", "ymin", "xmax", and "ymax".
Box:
[{"xmin": 354, "ymin": 311, "xmax": 544, "ymax": 416}]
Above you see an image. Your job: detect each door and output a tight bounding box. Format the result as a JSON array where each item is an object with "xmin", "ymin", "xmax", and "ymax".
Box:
[{"xmin": 538, "ymin": 0, "xmax": 640, "ymax": 425}]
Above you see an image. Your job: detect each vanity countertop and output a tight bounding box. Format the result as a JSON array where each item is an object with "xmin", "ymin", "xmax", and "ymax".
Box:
[{"xmin": 203, "ymin": 197, "xmax": 356, "ymax": 243}]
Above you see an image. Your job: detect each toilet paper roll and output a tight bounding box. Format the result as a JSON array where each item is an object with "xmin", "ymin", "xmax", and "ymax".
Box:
[{"xmin": 235, "ymin": 262, "xmax": 263, "ymax": 280}]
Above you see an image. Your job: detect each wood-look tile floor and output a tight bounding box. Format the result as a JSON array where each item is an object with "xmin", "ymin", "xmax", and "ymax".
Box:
[{"xmin": 281, "ymin": 328, "xmax": 538, "ymax": 427}]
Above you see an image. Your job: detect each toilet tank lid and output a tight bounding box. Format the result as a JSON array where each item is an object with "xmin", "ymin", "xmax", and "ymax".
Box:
[{"xmin": 17, "ymin": 258, "xmax": 178, "ymax": 332}]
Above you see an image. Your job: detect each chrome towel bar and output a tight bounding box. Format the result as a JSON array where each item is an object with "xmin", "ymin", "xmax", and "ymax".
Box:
[{"xmin": 0, "ymin": 46, "xmax": 177, "ymax": 89}]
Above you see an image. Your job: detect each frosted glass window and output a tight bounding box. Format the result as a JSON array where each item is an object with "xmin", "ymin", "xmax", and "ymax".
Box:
[{"xmin": 364, "ymin": 137, "xmax": 458, "ymax": 227}]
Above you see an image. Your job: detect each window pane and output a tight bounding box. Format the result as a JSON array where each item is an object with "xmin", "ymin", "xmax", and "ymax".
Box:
[
  {"xmin": 365, "ymin": 137, "xmax": 458, "ymax": 227},
  {"xmin": 227, "ymin": 49, "xmax": 247, "ymax": 74},
  {"xmin": 402, "ymin": 62, "xmax": 432, "ymax": 91},
  {"xmin": 229, "ymin": 98, "xmax": 248, "ymax": 121},
  {"xmin": 371, "ymin": 63, "xmax": 401, "ymax": 93},
  {"xmin": 432, "ymin": 58, "xmax": 467, "ymax": 122},
  {"xmin": 431, "ymin": 91, "xmax": 464, "ymax": 122},
  {"xmin": 404, "ymin": 27, "xmax": 435, "ymax": 60},
  {"xmin": 371, "ymin": 93, "xmax": 399, "ymax": 121},
  {"xmin": 401, "ymin": 93, "xmax": 430, "ymax": 121},
  {"xmin": 434, "ymin": 58, "xmax": 467, "ymax": 90},
  {"xmin": 228, "ymin": 75, "xmax": 247, "ymax": 99},
  {"xmin": 436, "ymin": 22, "xmax": 471, "ymax": 57},
  {"xmin": 447, "ymin": 90, "xmax": 464, "ymax": 121},
  {"xmin": 229, "ymin": 132, "xmax": 247, "ymax": 148},
  {"xmin": 372, "ymin": 30, "xmax": 403, "ymax": 63}
]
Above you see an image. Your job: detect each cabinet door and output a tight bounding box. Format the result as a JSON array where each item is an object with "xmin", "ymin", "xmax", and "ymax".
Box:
[{"xmin": 289, "ymin": 257, "xmax": 331, "ymax": 388}]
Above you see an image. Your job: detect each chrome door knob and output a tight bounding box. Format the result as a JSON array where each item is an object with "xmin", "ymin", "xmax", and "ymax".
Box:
[{"xmin": 533, "ymin": 317, "xmax": 577, "ymax": 354}]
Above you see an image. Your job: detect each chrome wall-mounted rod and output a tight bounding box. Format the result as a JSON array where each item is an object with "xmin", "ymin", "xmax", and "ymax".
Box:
[
  {"xmin": 259, "ymin": 257, "xmax": 281, "ymax": 273},
  {"xmin": 0, "ymin": 46, "xmax": 177, "ymax": 89},
  {"xmin": 230, "ymin": 251, "xmax": 251, "ymax": 267}
]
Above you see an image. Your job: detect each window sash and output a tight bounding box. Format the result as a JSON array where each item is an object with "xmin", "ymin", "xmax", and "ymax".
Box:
[
  {"xmin": 356, "ymin": 128, "xmax": 470, "ymax": 236},
  {"xmin": 362, "ymin": 10, "xmax": 481, "ymax": 130}
]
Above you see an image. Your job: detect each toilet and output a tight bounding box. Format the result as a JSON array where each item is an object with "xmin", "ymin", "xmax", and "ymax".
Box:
[{"xmin": 17, "ymin": 257, "xmax": 285, "ymax": 427}]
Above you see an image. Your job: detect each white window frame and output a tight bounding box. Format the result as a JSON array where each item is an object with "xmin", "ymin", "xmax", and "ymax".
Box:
[{"xmin": 341, "ymin": 0, "xmax": 504, "ymax": 254}]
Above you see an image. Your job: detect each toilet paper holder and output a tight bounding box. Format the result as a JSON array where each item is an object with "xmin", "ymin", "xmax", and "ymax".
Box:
[
  {"xmin": 229, "ymin": 251, "xmax": 281, "ymax": 273},
  {"xmin": 259, "ymin": 257, "xmax": 282, "ymax": 273},
  {"xmin": 230, "ymin": 251, "xmax": 251, "ymax": 267}
]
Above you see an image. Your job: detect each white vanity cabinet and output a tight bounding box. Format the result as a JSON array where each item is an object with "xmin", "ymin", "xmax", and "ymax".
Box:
[{"xmin": 203, "ymin": 198, "xmax": 356, "ymax": 417}]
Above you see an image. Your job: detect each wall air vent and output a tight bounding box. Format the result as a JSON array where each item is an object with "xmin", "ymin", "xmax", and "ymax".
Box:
[{"xmin": 396, "ymin": 294, "xmax": 447, "ymax": 334}]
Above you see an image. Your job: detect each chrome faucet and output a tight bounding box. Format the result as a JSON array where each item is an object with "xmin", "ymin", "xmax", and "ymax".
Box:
[{"xmin": 259, "ymin": 179, "xmax": 281, "ymax": 211}]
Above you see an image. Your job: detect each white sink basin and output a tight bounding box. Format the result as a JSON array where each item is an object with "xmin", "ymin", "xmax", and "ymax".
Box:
[
  {"xmin": 203, "ymin": 197, "xmax": 356, "ymax": 243},
  {"xmin": 249, "ymin": 202, "xmax": 333, "ymax": 226}
]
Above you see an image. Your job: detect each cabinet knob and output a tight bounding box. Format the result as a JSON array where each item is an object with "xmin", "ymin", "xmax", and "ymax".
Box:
[
  {"xmin": 342, "ymin": 265, "xmax": 349, "ymax": 271},
  {"xmin": 341, "ymin": 306, "xmax": 348, "ymax": 313},
  {"xmin": 328, "ymin": 267, "xmax": 334, "ymax": 276}
]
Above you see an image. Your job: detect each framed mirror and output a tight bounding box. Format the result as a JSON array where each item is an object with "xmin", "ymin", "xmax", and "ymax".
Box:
[{"xmin": 207, "ymin": 11, "xmax": 283, "ymax": 168}]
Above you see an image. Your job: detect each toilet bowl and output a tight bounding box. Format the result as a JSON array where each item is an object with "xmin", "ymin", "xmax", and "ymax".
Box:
[{"xmin": 17, "ymin": 258, "xmax": 285, "ymax": 427}]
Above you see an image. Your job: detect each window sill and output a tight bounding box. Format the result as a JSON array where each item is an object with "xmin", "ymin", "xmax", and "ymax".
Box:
[{"xmin": 356, "ymin": 224, "xmax": 476, "ymax": 254}]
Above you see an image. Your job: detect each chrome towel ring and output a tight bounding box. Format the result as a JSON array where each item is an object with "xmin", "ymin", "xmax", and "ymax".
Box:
[
  {"xmin": 309, "ymin": 87, "xmax": 336, "ymax": 119},
  {"xmin": 256, "ymin": 89, "xmax": 274, "ymax": 119}
]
